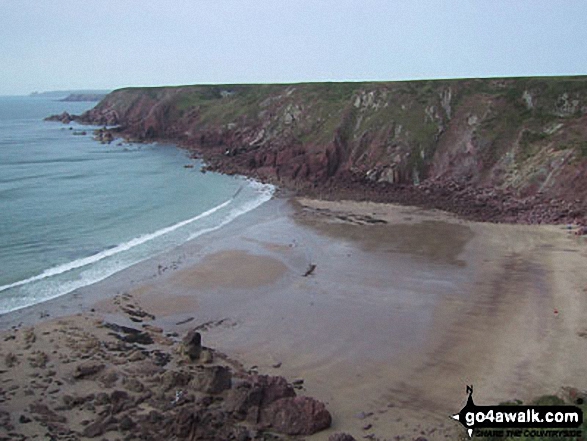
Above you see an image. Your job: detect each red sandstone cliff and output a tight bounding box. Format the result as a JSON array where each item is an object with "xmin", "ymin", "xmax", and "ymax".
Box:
[{"xmin": 68, "ymin": 78, "xmax": 587, "ymax": 223}]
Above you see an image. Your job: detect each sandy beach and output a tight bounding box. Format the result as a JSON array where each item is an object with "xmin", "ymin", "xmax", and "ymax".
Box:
[{"xmin": 1, "ymin": 196, "xmax": 587, "ymax": 440}]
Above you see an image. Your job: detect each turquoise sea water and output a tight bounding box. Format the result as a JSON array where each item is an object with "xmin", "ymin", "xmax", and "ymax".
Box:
[{"xmin": 0, "ymin": 96, "xmax": 273, "ymax": 314}]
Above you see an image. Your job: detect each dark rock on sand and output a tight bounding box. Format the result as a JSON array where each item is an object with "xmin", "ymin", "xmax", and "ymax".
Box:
[
  {"xmin": 225, "ymin": 374, "xmax": 330, "ymax": 435},
  {"xmin": 82, "ymin": 415, "xmax": 118, "ymax": 438},
  {"xmin": 123, "ymin": 376, "xmax": 145, "ymax": 393},
  {"xmin": 18, "ymin": 415, "xmax": 31, "ymax": 424},
  {"xmin": 191, "ymin": 366, "xmax": 232, "ymax": 394},
  {"xmin": 110, "ymin": 390, "xmax": 131, "ymax": 414},
  {"xmin": 180, "ymin": 329, "xmax": 202, "ymax": 361},
  {"xmin": 29, "ymin": 403, "xmax": 66, "ymax": 424},
  {"xmin": 73, "ymin": 361, "xmax": 104, "ymax": 379},
  {"xmin": 119, "ymin": 414, "xmax": 135, "ymax": 431},
  {"xmin": 104, "ymin": 322, "xmax": 154, "ymax": 345},
  {"xmin": 161, "ymin": 370, "xmax": 193, "ymax": 391},
  {"xmin": 259, "ymin": 396, "xmax": 332, "ymax": 435},
  {"xmin": 329, "ymin": 434, "xmax": 357, "ymax": 441}
]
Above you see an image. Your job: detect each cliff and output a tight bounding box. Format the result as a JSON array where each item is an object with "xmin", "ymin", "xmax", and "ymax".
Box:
[{"xmin": 74, "ymin": 77, "xmax": 587, "ymax": 223}]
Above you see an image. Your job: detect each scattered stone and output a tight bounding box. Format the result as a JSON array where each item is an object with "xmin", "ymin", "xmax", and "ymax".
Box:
[
  {"xmin": 123, "ymin": 377, "xmax": 145, "ymax": 393},
  {"xmin": 259, "ymin": 396, "xmax": 332, "ymax": 435},
  {"xmin": 73, "ymin": 361, "xmax": 104, "ymax": 379},
  {"xmin": 110, "ymin": 390, "xmax": 130, "ymax": 414},
  {"xmin": 356, "ymin": 411, "xmax": 374, "ymax": 419},
  {"xmin": 329, "ymin": 434, "xmax": 357, "ymax": 441},
  {"xmin": 303, "ymin": 263, "xmax": 317, "ymax": 277},
  {"xmin": 62, "ymin": 394, "xmax": 88, "ymax": 409},
  {"xmin": 175, "ymin": 317, "xmax": 195, "ymax": 325},
  {"xmin": 191, "ymin": 366, "xmax": 232, "ymax": 394},
  {"xmin": 161, "ymin": 370, "xmax": 192, "ymax": 391},
  {"xmin": 4, "ymin": 352, "xmax": 18, "ymax": 368},
  {"xmin": 22, "ymin": 328, "xmax": 36, "ymax": 347},
  {"xmin": 142, "ymin": 324, "xmax": 163, "ymax": 334},
  {"xmin": 95, "ymin": 392, "xmax": 110, "ymax": 405},
  {"xmin": 18, "ymin": 415, "xmax": 32, "ymax": 424},
  {"xmin": 119, "ymin": 414, "xmax": 135, "ymax": 431},
  {"xmin": 28, "ymin": 351, "xmax": 49, "ymax": 368},
  {"xmin": 29, "ymin": 403, "xmax": 66, "ymax": 424},
  {"xmin": 103, "ymin": 322, "xmax": 154, "ymax": 345},
  {"xmin": 82, "ymin": 416, "xmax": 109, "ymax": 438},
  {"xmin": 128, "ymin": 350, "xmax": 146, "ymax": 362},
  {"xmin": 150, "ymin": 349, "xmax": 171, "ymax": 366},
  {"xmin": 180, "ymin": 329, "xmax": 202, "ymax": 361},
  {"xmin": 98, "ymin": 370, "xmax": 119, "ymax": 388}
]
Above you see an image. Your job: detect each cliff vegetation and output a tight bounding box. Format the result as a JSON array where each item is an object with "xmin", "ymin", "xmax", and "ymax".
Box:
[{"xmin": 72, "ymin": 77, "xmax": 587, "ymax": 223}]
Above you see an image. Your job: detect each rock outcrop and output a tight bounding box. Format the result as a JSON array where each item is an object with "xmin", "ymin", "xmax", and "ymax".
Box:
[
  {"xmin": 0, "ymin": 320, "xmax": 332, "ymax": 440},
  {"xmin": 44, "ymin": 111, "xmax": 75, "ymax": 124}
]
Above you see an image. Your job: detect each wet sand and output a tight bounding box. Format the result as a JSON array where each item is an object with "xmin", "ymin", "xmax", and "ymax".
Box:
[{"xmin": 2, "ymin": 197, "xmax": 587, "ymax": 440}]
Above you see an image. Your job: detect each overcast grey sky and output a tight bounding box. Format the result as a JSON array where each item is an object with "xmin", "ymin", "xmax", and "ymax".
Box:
[{"xmin": 1, "ymin": 0, "xmax": 586, "ymax": 95}]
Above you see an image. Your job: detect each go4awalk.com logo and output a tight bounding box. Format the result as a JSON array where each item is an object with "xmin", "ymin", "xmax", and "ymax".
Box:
[{"xmin": 451, "ymin": 386, "xmax": 583, "ymax": 438}]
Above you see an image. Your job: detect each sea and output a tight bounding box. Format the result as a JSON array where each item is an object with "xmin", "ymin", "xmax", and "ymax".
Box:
[{"xmin": 0, "ymin": 95, "xmax": 274, "ymax": 314}]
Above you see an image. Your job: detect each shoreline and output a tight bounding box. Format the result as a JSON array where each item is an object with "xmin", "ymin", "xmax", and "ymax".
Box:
[{"xmin": 2, "ymin": 195, "xmax": 587, "ymax": 439}]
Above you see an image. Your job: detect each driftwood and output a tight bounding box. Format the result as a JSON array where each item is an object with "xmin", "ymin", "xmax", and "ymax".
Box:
[{"xmin": 303, "ymin": 264, "xmax": 316, "ymax": 277}]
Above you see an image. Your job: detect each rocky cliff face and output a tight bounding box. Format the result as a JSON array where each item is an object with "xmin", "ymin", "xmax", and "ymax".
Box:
[{"xmin": 76, "ymin": 77, "xmax": 587, "ymax": 223}]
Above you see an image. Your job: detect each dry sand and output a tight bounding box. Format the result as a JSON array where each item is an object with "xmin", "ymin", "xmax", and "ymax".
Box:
[{"xmin": 1, "ymin": 197, "xmax": 587, "ymax": 440}]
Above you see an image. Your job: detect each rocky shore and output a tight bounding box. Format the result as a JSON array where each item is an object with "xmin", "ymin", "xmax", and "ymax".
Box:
[
  {"xmin": 42, "ymin": 114, "xmax": 587, "ymax": 228},
  {"xmin": 0, "ymin": 307, "xmax": 333, "ymax": 440},
  {"xmin": 294, "ymin": 176, "xmax": 587, "ymax": 226}
]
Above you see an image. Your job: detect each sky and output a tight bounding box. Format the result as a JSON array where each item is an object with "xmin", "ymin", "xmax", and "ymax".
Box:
[{"xmin": 1, "ymin": 0, "xmax": 586, "ymax": 95}]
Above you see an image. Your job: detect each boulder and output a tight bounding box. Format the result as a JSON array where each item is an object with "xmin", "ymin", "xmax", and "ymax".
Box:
[
  {"xmin": 191, "ymin": 366, "xmax": 232, "ymax": 394},
  {"xmin": 251, "ymin": 375, "xmax": 296, "ymax": 406},
  {"xmin": 180, "ymin": 329, "xmax": 202, "ymax": 361},
  {"xmin": 329, "ymin": 434, "xmax": 357, "ymax": 441},
  {"xmin": 29, "ymin": 403, "xmax": 67, "ymax": 424},
  {"xmin": 73, "ymin": 361, "xmax": 104, "ymax": 379},
  {"xmin": 225, "ymin": 375, "xmax": 296, "ymax": 421},
  {"xmin": 259, "ymin": 396, "xmax": 332, "ymax": 435},
  {"xmin": 161, "ymin": 370, "xmax": 192, "ymax": 392}
]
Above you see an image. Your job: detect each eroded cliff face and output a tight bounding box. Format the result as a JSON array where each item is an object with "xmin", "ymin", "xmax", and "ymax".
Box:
[{"xmin": 77, "ymin": 77, "xmax": 587, "ymax": 221}]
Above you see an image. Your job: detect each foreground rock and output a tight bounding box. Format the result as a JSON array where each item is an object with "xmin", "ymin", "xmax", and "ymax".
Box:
[
  {"xmin": 259, "ymin": 396, "xmax": 332, "ymax": 435},
  {"xmin": 0, "ymin": 319, "xmax": 331, "ymax": 440}
]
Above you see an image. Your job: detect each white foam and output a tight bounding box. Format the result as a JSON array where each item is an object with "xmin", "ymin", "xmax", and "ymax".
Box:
[
  {"xmin": 0, "ymin": 199, "xmax": 232, "ymax": 294},
  {"xmin": 188, "ymin": 182, "xmax": 274, "ymax": 240},
  {"xmin": 0, "ymin": 181, "xmax": 275, "ymax": 314}
]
